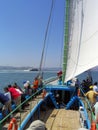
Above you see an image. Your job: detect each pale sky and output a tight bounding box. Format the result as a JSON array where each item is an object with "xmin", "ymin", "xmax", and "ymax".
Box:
[{"xmin": 0, "ymin": 0, "xmax": 65, "ymax": 68}]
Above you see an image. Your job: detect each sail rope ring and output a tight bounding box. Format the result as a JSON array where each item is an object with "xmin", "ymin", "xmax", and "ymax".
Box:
[{"xmin": 8, "ymin": 118, "xmax": 18, "ymax": 130}]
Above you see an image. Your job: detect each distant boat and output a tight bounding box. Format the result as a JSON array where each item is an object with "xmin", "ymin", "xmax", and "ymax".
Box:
[
  {"xmin": 24, "ymin": 68, "xmax": 39, "ymax": 71},
  {"xmin": 29, "ymin": 68, "xmax": 39, "ymax": 71}
]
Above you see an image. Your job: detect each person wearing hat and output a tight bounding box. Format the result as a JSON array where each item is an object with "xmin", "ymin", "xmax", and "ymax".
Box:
[
  {"xmin": 23, "ymin": 81, "xmax": 32, "ymax": 96},
  {"xmin": 85, "ymin": 86, "xmax": 98, "ymax": 108},
  {"xmin": 26, "ymin": 120, "xmax": 46, "ymax": 130}
]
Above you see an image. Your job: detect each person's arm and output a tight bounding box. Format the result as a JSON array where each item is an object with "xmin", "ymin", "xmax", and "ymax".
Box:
[
  {"xmin": 96, "ymin": 113, "xmax": 98, "ymax": 123},
  {"xmin": 92, "ymin": 106, "xmax": 95, "ymax": 114}
]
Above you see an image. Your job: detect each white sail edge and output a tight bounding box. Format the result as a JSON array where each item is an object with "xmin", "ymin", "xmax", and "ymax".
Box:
[{"xmin": 65, "ymin": 0, "xmax": 98, "ymax": 82}]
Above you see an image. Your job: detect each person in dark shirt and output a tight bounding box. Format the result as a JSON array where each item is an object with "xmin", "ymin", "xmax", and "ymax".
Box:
[{"xmin": 0, "ymin": 92, "xmax": 12, "ymax": 117}]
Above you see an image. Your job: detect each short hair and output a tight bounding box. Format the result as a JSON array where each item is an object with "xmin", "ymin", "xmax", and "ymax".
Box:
[{"xmin": 8, "ymin": 84, "xmax": 12, "ymax": 88}]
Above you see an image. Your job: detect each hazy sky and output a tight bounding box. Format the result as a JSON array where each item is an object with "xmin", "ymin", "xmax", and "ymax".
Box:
[{"xmin": 0, "ymin": 0, "xmax": 65, "ymax": 68}]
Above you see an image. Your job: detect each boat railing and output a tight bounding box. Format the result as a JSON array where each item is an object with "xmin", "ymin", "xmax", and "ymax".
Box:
[
  {"xmin": 43, "ymin": 76, "xmax": 58, "ymax": 84},
  {"xmin": 0, "ymin": 87, "xmax": 45, "ymax": 130},
  {"xmin": 0, "ymin": 76, "xmax": 58, "ymax": 129}
]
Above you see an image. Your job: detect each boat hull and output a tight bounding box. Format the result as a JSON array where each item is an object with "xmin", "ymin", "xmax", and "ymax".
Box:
[{"xmin": 18, "ymin": 86, "xmax": 90, "ymax": 130}]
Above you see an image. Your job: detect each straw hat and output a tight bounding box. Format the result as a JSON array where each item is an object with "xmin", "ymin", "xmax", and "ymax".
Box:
[
  {"xmin": 89, "ymin": 85, "xmax": 93, "ymax": 89},
  {"xmin": 26, "ymin": 120, "xmax": 46, "ymax": 130}
]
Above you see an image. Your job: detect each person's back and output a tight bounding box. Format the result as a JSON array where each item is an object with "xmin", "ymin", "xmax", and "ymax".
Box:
[
  {"xmin": 81, "ymin": 80, "xmax": 89, "ymax": 93},
  {"xmin": 0, "ymin": 92, "xmax": 9, "ymax": 104},
  {"xmin": 4, "ymin": 87, "xmax": 12, "ymax": 102},
  {"xmin": 15, "ymin": 88, "xmax": 23, "ymax": 94},
  {"xmin": 13, "ymin": 82, "xmax": 24, "ymax": 93},
  {"xmin": 33, "ymin": 78, "xmax": 39, "ymax": 89},
  {"xmin": 24, "ymin": 81, "xmax": 32, "ymax": 96},
  {"xmin": 0, "ymin": 92, "xmax": 12, "ymax": 117},
  {"xmin": 8, "ymin": 85, "xmax": 21, "ymax": 110},
  {"xmin": 38, "ymin": 76, "xmax": 43, "ymax": 88},
  {"xmin": 8, "ymin": 85, "xmax": 21, "ymax": 99},
  {"xmin": 93, "ymin": 82, "xmax": 98, "ymax": 92},
  {"xmin": 85, "ymin": 88, "xmax": 98, "ymax": 107}
]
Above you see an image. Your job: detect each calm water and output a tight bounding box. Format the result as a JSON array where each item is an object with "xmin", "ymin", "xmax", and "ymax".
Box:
[
  {"xmin": 0, "ymin": 70, "xmax": 98, "ymax": 92},
  {"xmin": 0, "ymin": 70, "xmax": 57, "ymax": 92}
]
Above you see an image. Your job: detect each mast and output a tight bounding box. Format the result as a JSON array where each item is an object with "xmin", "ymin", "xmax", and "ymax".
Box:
[
  {"xmin": 62, "ymin": 0, "xmax": 69, "ymax": 84},
  {"xmin": 38, "ymin": 0, "xmax": 54, "ymax": 76}
]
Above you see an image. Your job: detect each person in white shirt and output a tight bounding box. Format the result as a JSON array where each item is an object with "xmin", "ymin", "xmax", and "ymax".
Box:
[
  {"xmin": 4, "ymin": 87, "xmax": 11, "ymax": 102},
  {"xmin": 93, "ymin": 82, "xmax": 98, "ymax": 92},
  {"xmin": 93, "ymin": 82, "xmax": 98, "ymax": 101}
]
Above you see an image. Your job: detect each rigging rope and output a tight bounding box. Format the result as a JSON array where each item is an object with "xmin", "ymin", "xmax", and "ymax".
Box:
[{"xmin": 38, "ymin": 0, "xmax": 55, "ymax": 76}]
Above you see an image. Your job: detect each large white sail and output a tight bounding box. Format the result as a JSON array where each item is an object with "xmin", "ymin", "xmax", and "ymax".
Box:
[{"xmin": 65, "ymin": 0, "xmax": 98, "ymax": 82}]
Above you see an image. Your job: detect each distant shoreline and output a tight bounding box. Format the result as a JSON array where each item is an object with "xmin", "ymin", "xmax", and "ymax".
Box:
[{"xmin": 0, "ymin": 66, "xmax": 62, "ymax": 71}]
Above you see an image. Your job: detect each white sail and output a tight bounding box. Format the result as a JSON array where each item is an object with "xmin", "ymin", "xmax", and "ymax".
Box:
[{"xmin": 65, "ymin": 0, "xmax": 98, "ymax": 82}]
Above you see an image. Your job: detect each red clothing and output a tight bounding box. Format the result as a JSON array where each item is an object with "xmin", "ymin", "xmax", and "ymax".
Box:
[
  {"xmin": 57, "ymin": 71, "xmax": 62, "ymax": 76},
  {"xmin": 8, "ymin": 87, "xmax": 21, "ymax": 99},
  {"xmin": 33, "ymin": 79, "xmax": 39, "ymax": 89}
]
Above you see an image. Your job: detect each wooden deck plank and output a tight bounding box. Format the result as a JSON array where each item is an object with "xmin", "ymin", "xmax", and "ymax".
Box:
[
  {"xmin": 2, "ymin": 93, "xmax": 82, "ymax": 130},
  {"xmin": 46, "ymin": 109, "xmax": 81, "ymax": 130}
]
